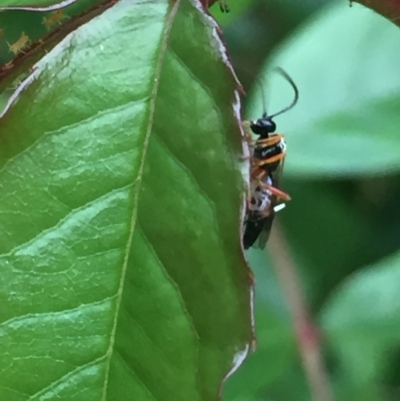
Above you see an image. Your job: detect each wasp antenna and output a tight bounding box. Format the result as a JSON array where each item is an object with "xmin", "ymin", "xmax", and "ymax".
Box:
[
  {"xmin": 269, "ymin": 67, "xmax": 299, "ymax": 119},
  {"xmin": 253, "ymin": 75, "xmax": 268, "ymax": 118}
]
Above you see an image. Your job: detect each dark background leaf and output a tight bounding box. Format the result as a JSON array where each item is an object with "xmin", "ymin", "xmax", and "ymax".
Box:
[{"xmin": 212, "ymin": 0, "xmax": 400, "ymax": 400}]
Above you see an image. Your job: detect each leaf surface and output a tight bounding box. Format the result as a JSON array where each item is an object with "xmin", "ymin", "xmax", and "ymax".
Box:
[
  {"xmin": 0, "ymin": 1, "xmax": 253, "ymax": 400},
  {"xmin": 0, "ymin": 0, "xmax": 75, "ymax": 8}
]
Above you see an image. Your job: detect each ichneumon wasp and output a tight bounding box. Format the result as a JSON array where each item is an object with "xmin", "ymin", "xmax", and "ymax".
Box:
[{"xmin": 243, "ymin": 67, "xmax": 299, "ymax": 249}]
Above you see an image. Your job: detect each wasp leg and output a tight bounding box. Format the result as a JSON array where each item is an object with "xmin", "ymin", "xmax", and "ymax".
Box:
[
  {"xmin": 242, "ymin": 120, "xmax": 251, "ymax": 130},
  {"xmin": 253, "ymin": 169, "xmax": 291, "ymax": 201},
  {"xmin": 260, "ymin": 182, "xmax": 291, "ymax": 201},
  {"xmin": 241, "ymin": 120, "xmax": 254, "ymax": 146}
]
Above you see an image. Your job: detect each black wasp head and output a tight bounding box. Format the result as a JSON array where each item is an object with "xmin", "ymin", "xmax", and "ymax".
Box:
[
  {"xmin": 250, "ymin": 114, "xmax": 276, "ymax": 138},
  {"xmin": 250, "ymin": 67, "xmax": 299, "ymax": 139}
]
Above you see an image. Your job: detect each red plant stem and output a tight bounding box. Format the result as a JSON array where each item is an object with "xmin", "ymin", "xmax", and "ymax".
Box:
[
  {"xmin": 267, "ymin": 221, "xmax": 334, "ymax": 401},
  {"xmin": 202, "ymin": 0, "xmax": 218, "ymax": 8},
  {"xmin": 352, "ymin": 0, "xmax": 400, "ymax": 27}
]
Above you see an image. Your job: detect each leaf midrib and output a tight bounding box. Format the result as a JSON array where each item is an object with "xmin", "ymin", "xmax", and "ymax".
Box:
[{"xmin": 101, "ymin": 1, "xmax": 180, "ymax": 398}]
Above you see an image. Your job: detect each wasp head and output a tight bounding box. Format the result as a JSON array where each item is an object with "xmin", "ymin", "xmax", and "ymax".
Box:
[{"xmin": 250, "ymin": 115, "xmax": 276, "ymax": 138}]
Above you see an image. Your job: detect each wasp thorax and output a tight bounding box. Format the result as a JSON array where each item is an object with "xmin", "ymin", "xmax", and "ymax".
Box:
[{"xmin": 250, "ymin": 117, "xmax": 276, "ymax": 136}]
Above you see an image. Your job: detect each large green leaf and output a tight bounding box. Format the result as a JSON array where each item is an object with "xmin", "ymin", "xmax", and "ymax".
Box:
[
  {"xmin": 0, "ymin": 1, "xmax": 253, "ymax": 400},
  {"xmin": 248, "ymin": 1, "xmax": 400, "ymax": 178},
  {"xmin": 0, "ymin": 0, "xmax": 74, "ymax": 7}
]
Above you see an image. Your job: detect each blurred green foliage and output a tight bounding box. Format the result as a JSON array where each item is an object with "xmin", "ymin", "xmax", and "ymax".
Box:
[{"xmin": 213, "ymin": 0, "xmax": 400, "ymax": 400}]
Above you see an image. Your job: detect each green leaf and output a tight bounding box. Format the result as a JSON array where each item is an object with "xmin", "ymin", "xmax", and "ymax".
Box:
[
  {"xmin": 0, "ymin": 1, "xmax": 100, "ymax": 66},
  {"xmin": 248, "ymin": 1, "xmax": 400, "ymax": 178},
  {"xmin": 0, "ymin": 0, "xmax": 73, "ymax": 7},
  {"xmin": 321, "ymin": 251, "xmax": 400, "ymax": 384},
  {"xmin": 210, "ymin": 0, "xmax": 254, "ymax": 26},
  {"xmin": 0, "ymin": 1, "xmax": 252, "ymax": 400}
]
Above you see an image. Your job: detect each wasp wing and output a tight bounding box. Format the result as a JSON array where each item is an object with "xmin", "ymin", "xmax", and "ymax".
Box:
[
  {"xmin": 253, "ymin": 212, "xmax": 274, "ymax": 249},
  {"xmin": 243, "ymin": 213, "xmax": 271, "ymax": 250},
  {"xmin": 255, "ymin": 161, "xmax": 285, "ymax": 249},
  {"xmin": 244, "ymin": 175, "xmax": 276, "ymax": 250}
]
